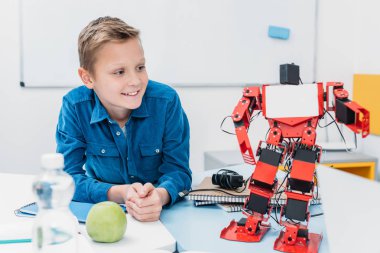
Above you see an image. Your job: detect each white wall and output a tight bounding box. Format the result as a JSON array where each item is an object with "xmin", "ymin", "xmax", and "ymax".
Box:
[
  {"xmin": 316, "ymin": 0, "xmax": 356, "ymax": 91},
  {"xmin": 0, "ymin": 1, "xmax": 65, "ymax": 174}
]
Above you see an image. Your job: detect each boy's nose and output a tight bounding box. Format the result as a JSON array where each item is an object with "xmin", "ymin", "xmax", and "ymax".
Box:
[{"xmin": 126, "ymin": 73, "xmax": 140, "ymax": 86}]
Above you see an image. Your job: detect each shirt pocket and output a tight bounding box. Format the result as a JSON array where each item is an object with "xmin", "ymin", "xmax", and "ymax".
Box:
[
  {"xmin": 86, "ymin": 143, "xmax": 124, "ymax": 183},
  {"xmin": 139, "ymin": 143, "xmax": 163, "ymax": 182}
]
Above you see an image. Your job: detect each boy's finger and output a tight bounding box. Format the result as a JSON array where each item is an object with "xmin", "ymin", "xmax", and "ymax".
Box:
[
  {"xmin": 127, "ymin": 200, "xmax": 162, "ymax": 214},
  {"xmin": 135, "ymin": 196, "xmax": 157, "ymax": 208},
  {"xmin": 142, "ymin": 183, "xmax": 155, "ymax": 194},
  {"xmin": 131, "ymin": 183, "xmax": 143, "ymax": 191},
  {"xmin": 138, "ymin": 182, "xmax": 154, "ymax": 197}
]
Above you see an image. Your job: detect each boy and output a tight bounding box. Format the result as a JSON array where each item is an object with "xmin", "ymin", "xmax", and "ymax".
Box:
[{"xmin": 56, "ymin": 16, "xmax": 192, "ymax": 222}]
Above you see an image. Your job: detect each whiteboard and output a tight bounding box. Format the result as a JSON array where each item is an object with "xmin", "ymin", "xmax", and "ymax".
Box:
[{"xmin": 20, "ymin": 0, "xmax": 317, "ymax": 87}]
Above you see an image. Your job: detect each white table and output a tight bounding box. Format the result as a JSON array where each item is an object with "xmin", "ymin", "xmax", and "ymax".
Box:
[
  {"xmin": 318, "ymin": 166, "xmax": 380, "ymax": 253},
  {"xmin": 0, "ymin": 172, "xmax": 175, "ymax": 253}
]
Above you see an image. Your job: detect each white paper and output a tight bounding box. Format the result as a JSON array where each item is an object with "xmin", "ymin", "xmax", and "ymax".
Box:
[{"xmin": 0, "ymin": 221, "xmax": 32, "ymax": 241}]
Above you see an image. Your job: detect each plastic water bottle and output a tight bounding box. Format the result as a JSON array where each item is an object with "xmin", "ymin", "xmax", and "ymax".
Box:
[{"xmin": 32, "ymin": 153, "xmax": 78, "ymax": 253}]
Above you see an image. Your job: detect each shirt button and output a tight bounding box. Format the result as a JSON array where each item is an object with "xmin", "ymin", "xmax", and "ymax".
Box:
[
  {"xmin": 101, "ymin": 149, "xmax": 106, "ymax": 154},
  {"xmin": 108, "ymin": 120, "xmax": 112, "ymax": 124},
  {"xmin": 130, "ymin": 175, "xmax": 135, "ymax": 179},
  {"xmin": 155, "ymin": 149, "xmax": 160, "ymax": 154},
  {"xmin": 127, "ymin": 157, "xmax": 129, "ymax": 161},
  {"xmin": 116, "ymin": 131, "xmax": 121, "ymax": 136}
]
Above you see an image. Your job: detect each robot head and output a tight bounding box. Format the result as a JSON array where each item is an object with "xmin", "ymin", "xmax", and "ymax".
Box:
[{"xmin": 280, "ymin": 63, "xmax": 300, "ymax": 85}]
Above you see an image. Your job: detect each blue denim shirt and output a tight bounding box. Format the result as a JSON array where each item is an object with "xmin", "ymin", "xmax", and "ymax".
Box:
[{"xmin": 56, "ymin": 80, "xmax": 192, "ymax": 206}]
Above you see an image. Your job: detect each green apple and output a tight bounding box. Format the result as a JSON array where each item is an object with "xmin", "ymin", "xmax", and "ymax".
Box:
[{"xmin": 86, "ymin": 201, "xmax": 127, "ymax": 243}]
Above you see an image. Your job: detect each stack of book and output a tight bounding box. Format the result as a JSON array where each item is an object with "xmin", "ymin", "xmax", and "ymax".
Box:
[{"xmin": 187, "ymin": 177, "xmax": 321, "ymax": 212}]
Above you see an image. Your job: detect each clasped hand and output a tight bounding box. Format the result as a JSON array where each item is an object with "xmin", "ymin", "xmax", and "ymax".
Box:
[{"xmin": 125, "ymin": 183, "xmax": 164, "ymax": 222}]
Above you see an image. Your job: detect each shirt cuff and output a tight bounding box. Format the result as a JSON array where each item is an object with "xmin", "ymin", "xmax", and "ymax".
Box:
[
  {"xmin": 157, "ymin": 180, "xmax": 179, "ymax": 207},
  {"xmin": 90, "ymin": 181, "xmax": 114, "ymax": 203}
]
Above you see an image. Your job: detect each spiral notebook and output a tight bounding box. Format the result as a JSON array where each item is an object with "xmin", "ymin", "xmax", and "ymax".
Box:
[
  {"xmin": 187, "ymin": 177, "xmax": 248, "ymax": 203},
  {"xmin": 217, "ymin": 203, "xmax": 243, "ymax": 212},
  {"xmin": 192, "ymin": 201, "xmax": 243, "ymax": 212},
  {"xmin": 15, "ymin": 201, "xmax": 126, "ymax": 223},
  {"xmin": 188, "ymin": 177, "xmax": 321, "ymax": 210}
]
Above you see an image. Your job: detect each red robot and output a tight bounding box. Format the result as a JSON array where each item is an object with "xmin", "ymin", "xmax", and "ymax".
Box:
[{"xmin": 220, "ymin": 64, "xmax": 370, "ymax": 253}]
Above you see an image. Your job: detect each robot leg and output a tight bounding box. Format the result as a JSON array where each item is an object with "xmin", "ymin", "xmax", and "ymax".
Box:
[
  {"xmin": 274, "ymin": 148, "xmax": 322, "ymax": 253},
  {"xmin": 221, "ymin": 147, "xmax": 283, "ymax": 242}
]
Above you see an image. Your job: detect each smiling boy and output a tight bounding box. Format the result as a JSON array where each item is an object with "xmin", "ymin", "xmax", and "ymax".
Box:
[{"xmin": 56, "ymin": 16, "xmax": 191, "ymax": 221}]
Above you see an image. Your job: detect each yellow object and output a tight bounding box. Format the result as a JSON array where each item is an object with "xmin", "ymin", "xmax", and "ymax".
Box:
[
  {"xmin": 353, "ymin": 74, "xmax": 380, "ymax": 135},
  {"xmin": 322, "ymin": 162, "xmax": 376, "ymax": 180}
]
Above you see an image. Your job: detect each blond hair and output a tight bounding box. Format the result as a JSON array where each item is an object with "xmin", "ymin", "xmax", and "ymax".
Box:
[{"xmin": 78, "ymin": 16, "xmax": 140, "ymax": 74}]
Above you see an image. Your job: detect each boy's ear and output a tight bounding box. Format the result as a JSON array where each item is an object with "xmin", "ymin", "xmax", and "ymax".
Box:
[{"xmin": 78, "ymin": 67, "xmax": 94, "ymax": 89}]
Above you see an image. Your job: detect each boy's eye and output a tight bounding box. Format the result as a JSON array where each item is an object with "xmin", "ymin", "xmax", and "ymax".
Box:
[
  {"xmin": 137, "ymin": 65, "xmax": 146, "ymax": 71},
  {"xmin": 114, "ymin": 70, "xmax": 124, "ymax": 75}
]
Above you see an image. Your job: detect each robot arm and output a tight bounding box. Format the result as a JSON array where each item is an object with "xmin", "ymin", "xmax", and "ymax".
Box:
[
  {"xmin": 231, "ymin": 86, "xmax": 262, "ymax": 165},
  {"xmin": 326, "ymin": 82, "xmax": 370, "ymax": 137}
]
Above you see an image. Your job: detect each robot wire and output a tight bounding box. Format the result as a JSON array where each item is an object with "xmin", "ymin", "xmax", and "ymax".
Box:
[
  {"xmin": 321, "ymin": 109, "xmax": 358, "ymax": 152},
  {"xmin": 219, "ymin": 115, "xmax": 235, "ymax": 135},
  {"xmin": 249, "ymin": 111, "xmax": 262, "ymax": 123},
  {"xmin": 313, "ymin": 173, "xmax": 319, "ymax": 202},
  {"xmin": 272, "ymin": 152, "xmax": 292, "ymax": 225},
  {"xmin": 220, "ymin": 111, "xmax": 262, "ymax": 135}
]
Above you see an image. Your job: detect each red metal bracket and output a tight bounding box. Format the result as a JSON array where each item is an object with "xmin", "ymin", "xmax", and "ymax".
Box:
[
  {"xmin": 220, "ymin": 214, "xmax": 270, "ymax": 242},
  {"xmin": 326, "ymin": 82, "xmax": 344, "ymax": 111},
  {"xmin": 274, "ymin": 230, "xmax": 322, "ymax": 253},
  {"xmin": 344, "ymin": 101, "xmax": 370, "ymax": 137}
]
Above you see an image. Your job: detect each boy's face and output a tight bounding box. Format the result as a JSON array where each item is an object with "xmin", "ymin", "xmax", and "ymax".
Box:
[{"xmin": 79, "ymin": 38, "xmax": 148, "ymax": 120}]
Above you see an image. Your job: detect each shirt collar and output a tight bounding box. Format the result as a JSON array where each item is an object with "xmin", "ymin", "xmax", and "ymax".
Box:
[
  {"xmin": 130, "ymin": 97, "xmax": 150, "ymax": 118},
  {"xmin": 90, "ymin": 93, "xmax": 110, "ymax": 124},
  {"xmin": 90, "ymin": 91, "xmax": 150, "ymax": 125}
]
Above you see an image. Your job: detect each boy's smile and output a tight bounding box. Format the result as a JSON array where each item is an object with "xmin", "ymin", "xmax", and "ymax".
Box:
[
  {"xmin": 122, "ymin": 91, "xmax": 139, "ymax": 96},
  {"xmin": 79, "ymin": 38, "xmax": 149, "ymax": 127}
]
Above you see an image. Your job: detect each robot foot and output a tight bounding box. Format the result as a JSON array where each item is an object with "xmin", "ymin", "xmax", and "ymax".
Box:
[
  {"xmin": 273, "ymin": 230, "xmax": 322, "ymax": 253},
  {"xmin": 220, "ymin": 219, "xmax": 270, "ymax": 242}
]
